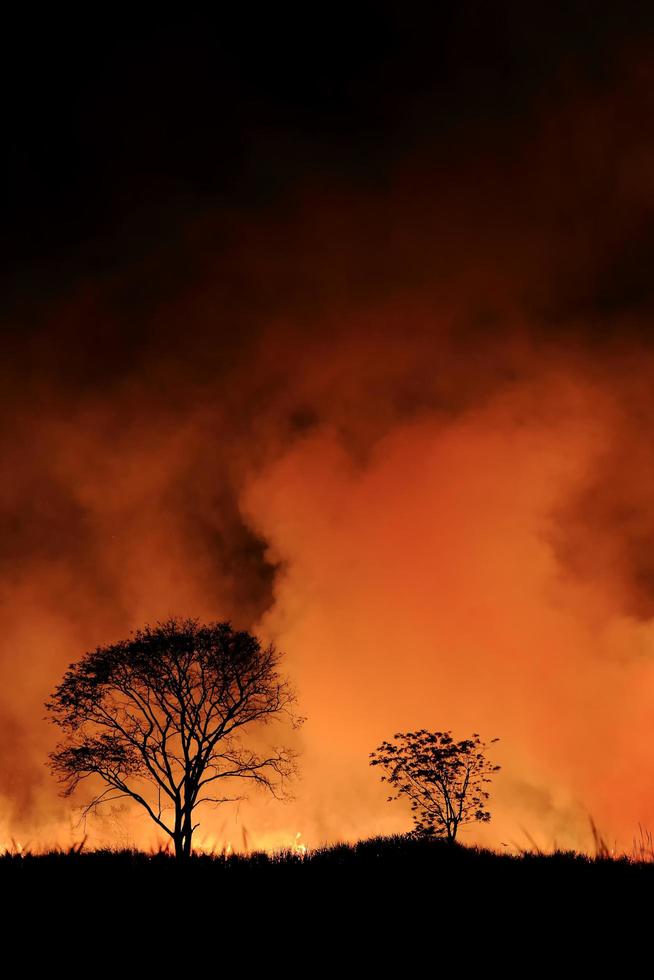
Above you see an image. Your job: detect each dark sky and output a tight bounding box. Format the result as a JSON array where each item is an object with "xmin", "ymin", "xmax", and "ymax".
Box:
[
  {"xmin": 4, "ymin": 5, "xmax": 653, "ymax": 289},
  {"xmin": 0, "ymin": 4, "xmax": 651, "ymax": 410}
]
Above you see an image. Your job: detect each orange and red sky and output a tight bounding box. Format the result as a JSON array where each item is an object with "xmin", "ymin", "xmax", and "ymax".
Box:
[{"xmin": 3, "ymin": 7, "xmax": 654, "ymax": 853}]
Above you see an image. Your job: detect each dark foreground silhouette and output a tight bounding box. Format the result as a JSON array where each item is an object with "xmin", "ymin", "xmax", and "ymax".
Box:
[
  {"xmin": 6, "ymin": 834, "xmax": 650, "ymax": 959},
  {"xmin": 4, "ymin": 833, "xmax": 653, "ymax": 896}
]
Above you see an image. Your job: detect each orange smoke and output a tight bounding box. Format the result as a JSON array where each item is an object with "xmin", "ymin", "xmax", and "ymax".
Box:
[
  {"xmin": 3, "ymin": 52, "xmax": 654, "ymax": 854},
  {"xmin": 240, "ymin": 371, "xmax": 654, "ymax": 851}
]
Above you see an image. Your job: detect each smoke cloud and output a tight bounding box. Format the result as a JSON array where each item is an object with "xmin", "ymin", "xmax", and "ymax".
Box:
[{"xmin": 3, "ymin": 39, "xmax": 654, "ymax": 853}]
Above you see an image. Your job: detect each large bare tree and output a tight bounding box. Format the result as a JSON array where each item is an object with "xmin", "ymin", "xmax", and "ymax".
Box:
[{"xmin": 46, "ymin": 618, "xmax": 301, "ymax": 858}]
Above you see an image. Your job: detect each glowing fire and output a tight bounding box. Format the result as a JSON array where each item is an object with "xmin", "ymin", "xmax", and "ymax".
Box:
[{"xmin": 188, "ymin": 828, "xmax": 308, "ymax": 858}]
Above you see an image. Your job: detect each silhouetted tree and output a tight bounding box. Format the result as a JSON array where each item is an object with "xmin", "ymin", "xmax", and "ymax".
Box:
[
  {"xmin": 46, "ymin": 618, "xmax": 301, "ymax": 859},
  {"xmin": 370, "ymin": 730, "xmax": 500, "ymax": 843}
]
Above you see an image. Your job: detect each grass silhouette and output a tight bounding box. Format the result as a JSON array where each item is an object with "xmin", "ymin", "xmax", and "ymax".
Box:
[
  {"xmin": 3, "ymin": 831, "xmax": 654, "ymax": 883},
  {"xmin": 4, "ymin": 831, "xmax": 650, "ymax": 942}
]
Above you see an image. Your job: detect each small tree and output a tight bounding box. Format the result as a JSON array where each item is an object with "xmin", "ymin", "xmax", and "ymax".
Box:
[
  {"xmin": 370, "ymin": 730, "xmax": 500, "ymax": 843},
  {"xmin": 46, "ymin": 617, "xmax": 301, "ymax": 859}
]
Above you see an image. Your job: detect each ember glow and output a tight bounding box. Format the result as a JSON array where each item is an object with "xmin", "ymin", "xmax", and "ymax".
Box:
[{"xmin": 3, "ymin": 10, "xmax": 654, "ymax": 855}]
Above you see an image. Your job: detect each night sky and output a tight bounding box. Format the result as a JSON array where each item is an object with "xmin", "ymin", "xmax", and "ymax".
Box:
[{"xmin": 4, "ymin": 5, "xmax": 654, "ymax": 852}]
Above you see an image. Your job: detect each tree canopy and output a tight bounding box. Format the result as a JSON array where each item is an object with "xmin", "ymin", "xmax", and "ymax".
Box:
[
  {"xmin": 370, "ymin": 730, "xmax": 500, "ymax": 842},
  {"xmin": 46, "ymin": 617, "xmax": 301, "ymax": 858}
]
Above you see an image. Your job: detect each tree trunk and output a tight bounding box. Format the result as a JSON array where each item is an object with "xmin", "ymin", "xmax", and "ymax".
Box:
[
  {"xmin": 179, "ymin": 807, "xmax": 193, "ymax": 859},
  {"xmin": 173, "ymin": 829, "xmax": 193, "ymax": 859},
  {"xmin": 173, "ymin": 805, "xmax": 188, "ymax": 860}
]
